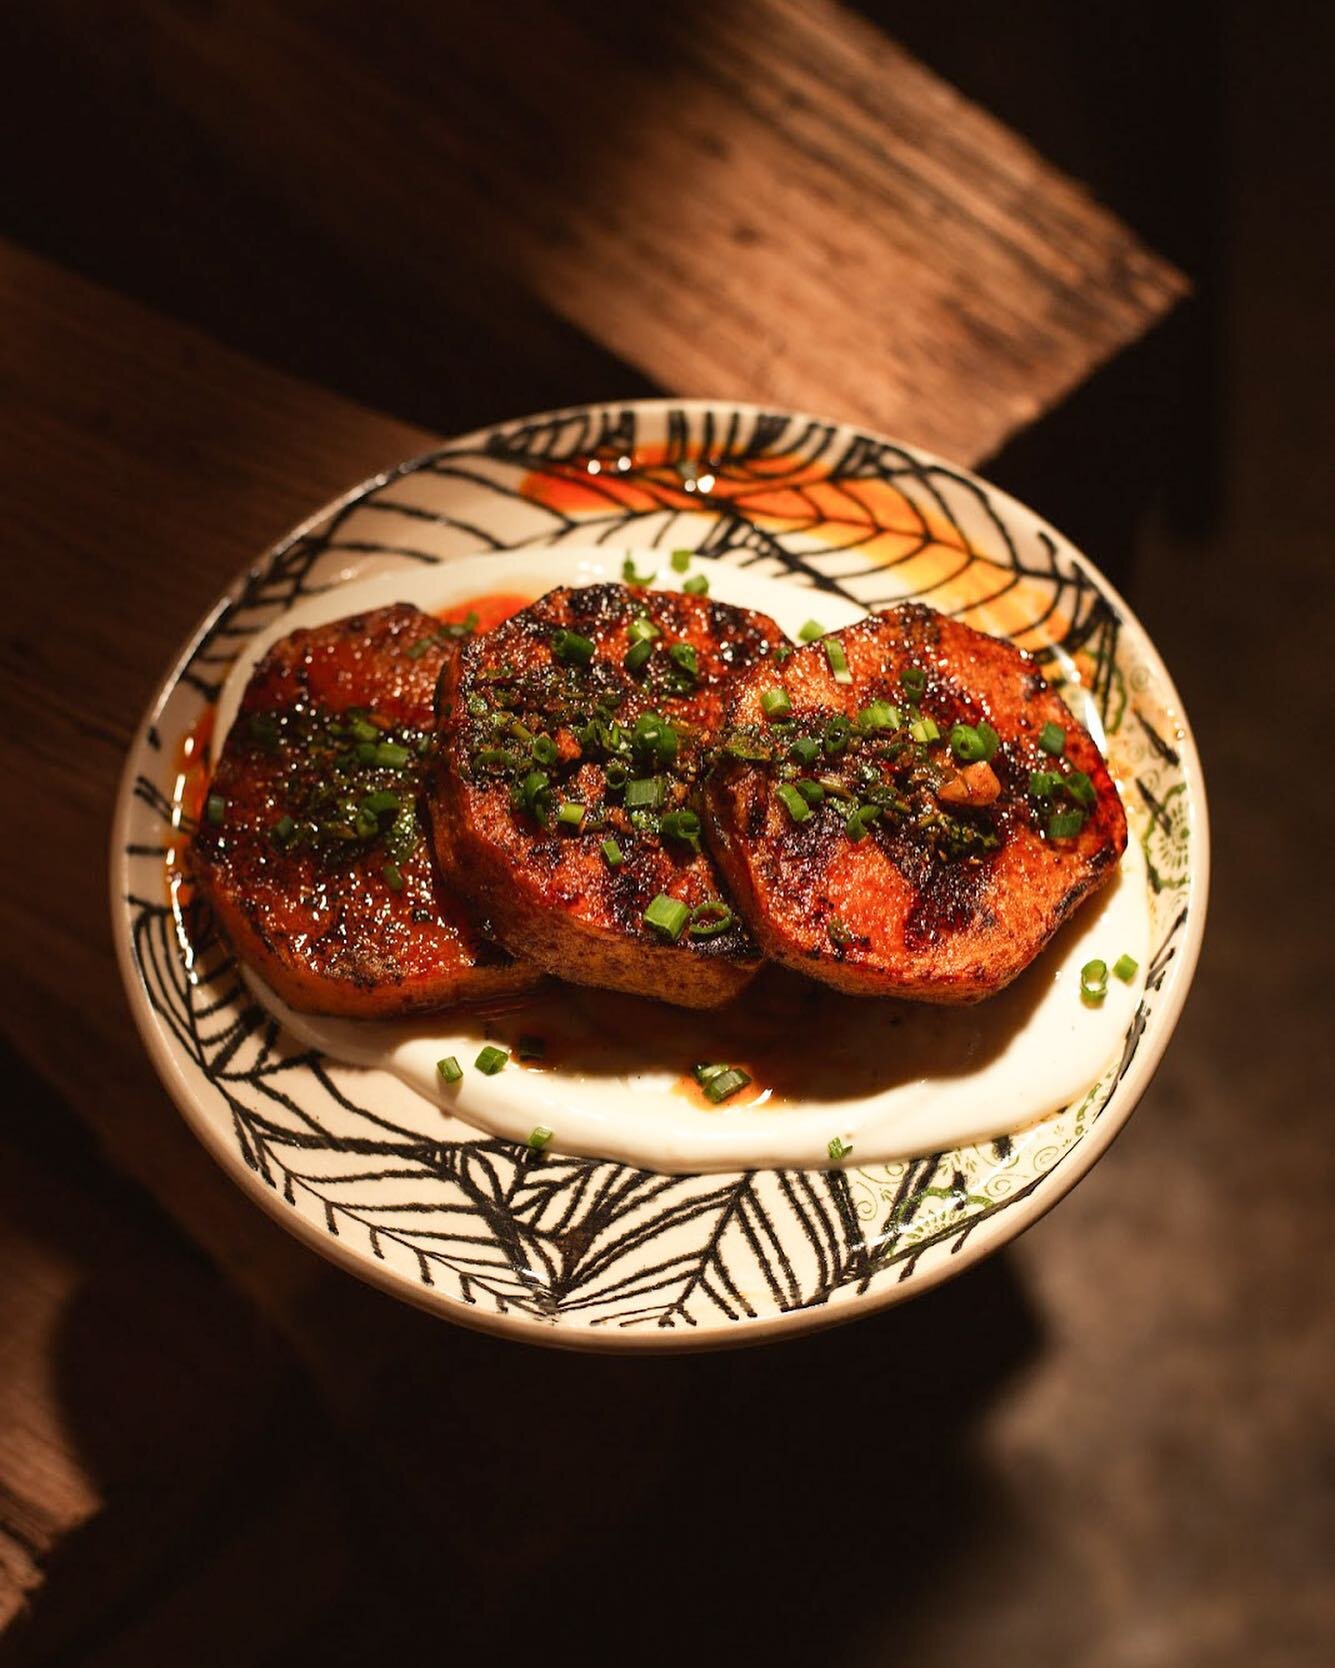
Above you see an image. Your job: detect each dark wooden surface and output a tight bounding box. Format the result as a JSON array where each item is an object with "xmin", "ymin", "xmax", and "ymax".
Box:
[{"xmin": 2, "ymin": 1, "xmax": 1332, "ymax": 1662}]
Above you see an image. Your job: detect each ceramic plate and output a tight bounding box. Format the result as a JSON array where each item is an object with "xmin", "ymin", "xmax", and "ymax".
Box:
[{"xmin": 111, "ymin": 401, "xmax": 1207, "ymax": 1350}]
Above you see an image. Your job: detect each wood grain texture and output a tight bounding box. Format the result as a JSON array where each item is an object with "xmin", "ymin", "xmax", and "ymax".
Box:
[
  {"xmin": 0, "ymin": 240, "xmax": 430, "ymax": 1325},
  {"xmin": 32, "ymin": 0, "xmax": 1184, "ymax": 465}
]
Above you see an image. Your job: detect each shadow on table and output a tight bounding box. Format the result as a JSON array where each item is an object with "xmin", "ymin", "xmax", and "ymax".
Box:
[{"xmin": 293, "ymin": 1252, "xmax": 1042, "ymax": 1663}]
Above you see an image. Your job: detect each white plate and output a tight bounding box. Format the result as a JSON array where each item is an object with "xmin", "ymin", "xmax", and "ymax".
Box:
[{"xmin": 111, "ymin": 400, "xmax": 1207, "ymax": 1349}]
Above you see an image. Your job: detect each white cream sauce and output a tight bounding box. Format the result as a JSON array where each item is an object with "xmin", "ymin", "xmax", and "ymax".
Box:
[{"xmin": 220, "ymin": 547, "xmax": 1149, "ymax": 1174}]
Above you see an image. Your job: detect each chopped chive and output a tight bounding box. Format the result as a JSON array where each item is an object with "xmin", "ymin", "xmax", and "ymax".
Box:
[
  {"xmin": 909, "ymin": 716, "xmax": 940, "ymax": 744},
  {"xmin": 845, "ymin": 804, "xmax": 882, "ymax": 841},
  {"xmin": 795, "ymin": 779, "xmax": 825, "ymax": 806},
  {"xmin": 694, "ymin": 1062, "xmax": 727, "ymax": 1084},
  {"xmin": 436, "ymin": 1055, "xmax": 463, "ymax": 1085},
  {"xmin": 900, "ymin": 666, "xmax": 926, "ymax": 699},
  {"xmin": 475, "ymin": 1044, "xmax": 509, "ymax": 1075},
  {"xmin": 701, "ymin": 1066, "xmax": 751, "ymax": 1104},
  {"xmin": 1038, "ymin": 721, "xmax": 1066, "ymax": 756},
  {"xmin": 531, "ymin": 733, "xmax": 558, "ymax": 766},
  {"xmin": 374, "ymin": 740, "xmax": 411, "ymax": 768},
  {"xmin": 557, "ymin": 801, "xmax": 586, "ymax": 829},
  {"xmin": 632, "ymin": 711, "xmax": 679, "ymax": 765},
  {"xmin": 669, "ymin": 642, "xmax": 699, "ymax": 677},
  {"xmin": 976, "ymin": 721, "xmax": 1000, "ymax": 761},
  {"xmin": 527, "ymin": 1125, "xmax": 553, "ymax": 1151},
  {"xmin": 1113, "ymin": 953, "xmax": 1139, "ymax": 983},
  {"xmin": 725, "ymin": 734, "xmax": 773, "ymax": 762},
  {"xmin": 354, "ymin": 808, "xmax": 378, "ymax": 840},
  {"xmin": 789, "ymin": 735, "xmax": 821, "ymax": 766},
  {"xmin": 798, "ymin": 619, "xmax": 826, "ymax": 642},
  {"xmin": 382, "ymin": 862, "xmax": 405, "ymax": 890},
  {"xmin": 624, "ymin": 638, "xmax": 653, "ymax": 674},
  {"xmin": 688, "ymin": 901, "xmax": 734, "ymax": 938},
  {"xmin": 601, "ymin": 837, "xmax": 624, "ymax": 867},
  {"xmin": 1029, "ymin": 770, "xmax": 1059, "ymax": 798},
  {"xmin": 670, "ymin": 548, "xmax": 692, "ymax": 572},
  {"xmin": 625, "ymin": 775, "xmax": 665, "ymax": 810},
  {"xmin": 760, "ymin": 687, "xmax": 793, "ymax": 720},
  {"xmin": 858, "ymin": 700, "xmax": 900, "ymax": 732},
  {"xmin": 827, "ymin": 1136, "xmax": 853, "ymax": 1162},
  {"xmin": 518, "ymin": 769, "xmax": 552, "ymax": 821},
  {"xmin": 660, "ymin": 808, "xmax": 702, "ymax": 845},
  {"xmin": 517, "ymin": 1035, "xmax": 546, "ymax": 1061},
  {"xmin": 361, "ymin": 789, "xmax": 401, "ymax": 816},
  {"xmin": 822, "ymin": 715, "xmax": 852, "ymax": 756},
  {"xmin": 628, "ymin": 616, "xmax": 661, "ymax": 644},
  {"xmin": 950, "ymin": 723, "xmax": 986, "ymax": 763},
  {"xmin": 1048, "ymin": 809, "xmax": 1085, "ymax": 840},
  {"xmin": 1080, "ymin": 959, "xmax": 1109, "ymax": 1002},
  {"xmin": 349, "ymin": 717, "xmax": 379, "ymax": 744},
  {"xmin": 205, "ymin": 793, "xmax": 225, "ymax": 826},
  {"xmin": 1063, "ymin": 770, "xmax": 1097, "ymax": 808},
  {"xmin": 777, "ymin": 783, "xmax": 812, "ymax": 823},
  {"xmin": 644, "ymin": 893, "xmax": 690, "ymax": 940},
  {"xmin": 622, "ymin": 556, "xmax": 656, "ymax": 586},
  {"xmin": 551, "ymin": 628, "xmax": 595, "ymax": 666},
  {"xmin": 825, "ymin": 639, "xmax": 852, "ymax": 684},
  {"xmin": 355, "ymin": 741, "xmax": 379, "ymax": 765},
  {"xmin": 682, "ymin": 573, "xmax": 709, "ymax": 596}
]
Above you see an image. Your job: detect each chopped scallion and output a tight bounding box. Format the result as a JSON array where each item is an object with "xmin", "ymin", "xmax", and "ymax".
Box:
[
  {"xmin": 374, "ymin": 740, "xmax": 411, "ymax": 768},
  {"xmin": 625, "ymin": 776, "xmax": 665, "ymax": 810},
  {"xmin": 670, "ymin": 548, "xmax": 692, "ymax": 572},
  {"xmin": 795, "ymin": 779, "xmax": 825, "ymax": 806},
  {"xmin": 660, "ymin": 808, "xmax": 701, "ymax": 845},
  {"xmin": 531, "ymin": 733, "xmax": 558, "ymax": 766},
  {"xmin": 909, "ymin": 716, "xmax": 941, "ymax": 744},
  {"xmin": 688, "ymin": 901, "xmax": 734, "ymax": 938},
  {"xmin": 669, "ymin": 642, "xmax": 699, "ymax": 678},
  {"xmin": 976, "ymin": 721, "xmax": 1000, "ymax": 761},
  {"xmin": 527, "ymin": 1125, "xmax": 553, "ymax": 1151},
  {"xmin": 205, "ymin": 793, "xmax": 225, "ymax": 826},
  {"xmin": 628, "ymin": 616, "xmax": 661, "ymax": 644},
  {"xmin": 600, "ymin": 837, "xmax": 624, "ymax": 867},
  {"xmin": 622, "ymin": 557, "xmax": 656, "ymax": 586},
  {"xmin": 858, "ymin": 700, "xmax": 900, "ymax": 732},
  {"xmin": 845, "ymin": 804, "xmax": 882, "ymax": 842},
  {"xmin": 1112, "ymin": 953, "xmax": 1139, "ymax": 983},
  {"xmin": 1080, "ymin": 959, "xmax": 1109, "ymax": 1002},
  {"xmin": 474, "ymin": 1045, "xmax": 509, "ymax": 1075},
  {"xmin": 1064, "ymin": 770, "xmax": 1097, "ymax": 807},
  {"xmin": 798, "ymin": 620, "xmax": 826, "ymax": 642},
  {"xmin": 776, "ymin": 783, "xmax": 813, "ymax": 823},
  {"xmin": 827, "ymin": 1136, "xmax": 853, "ymax": 1162},
  {"xmin": 1048, "ymin": 809, "xmax": 1084, "ymax": 840},
  {"xmin": 789, "ymin": 735, "xmax": 821, "ymax": 766},
  {"xmin": 900, "ymin": 666, "xmax": 926, "ymax": 699},
  {"xmin": 557, "ymin": 801, "xmax": 586, "ymax": 829},
  {"xmin": 643, "ymin": 893, "xmax": 690, "ymax": 940},
  {"xmin": 1029, "ymin": 770, "xmax": 1059, "ymax": 798},
  {"xmin": 699, "ymin": 1065, "xmax": 751, "ymax": 1104},
  {"xmin": 551, "ymin": 628, "xmax": 595, "ymax": 666},
  {"xmin": 825, "ymin": 638, "xmax": 852, "ymax": 684},
  {"xmin": 517, "ymin": 1035, "xmax": 546, "ymax": 1061},
  {"xmin": 436, "ymin": 1055, "xmax": 463, "ymax": 1084},
  {"xmin": 382, "ymin": 862, "xmax": 404, "ymax": 890},
  {"xmin": 761, "ymin": 687, "xmax": 793, "ymax": 720},
  {"xmin": 624, "ymin": 638, "xmax": 653, "ymax": 673},
  {"xmin": 682, "ymin": 573, "xmax": 709, "ymax": 596},
  {"xmin": 950, "ymin": 723, "xmax": 986, "ymax": 763},
  {"xmin": 1038, "ymin": 721, "xmax": 1066, "ymax": 756}
]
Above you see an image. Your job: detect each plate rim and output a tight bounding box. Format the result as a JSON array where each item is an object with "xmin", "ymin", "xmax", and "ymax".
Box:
[{"xmin": 109, "ymin": 396, "xmax": 1210, "ymax": 1351}]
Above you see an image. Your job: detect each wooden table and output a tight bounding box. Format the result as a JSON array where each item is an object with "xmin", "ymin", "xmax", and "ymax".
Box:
[{"xmin": 1, "ymin": 6, "xmax": 1188, "ymax": 1658}]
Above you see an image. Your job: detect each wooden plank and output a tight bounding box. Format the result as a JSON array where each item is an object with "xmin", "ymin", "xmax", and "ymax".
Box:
[
  {"xmin": 0, "ymin": 240, "xmax": 430, "ymax": 1334},
  {"xmin": 0, "ymin": 1053, "xmax": 323, "ymax": 1650},
  {"xmin": 32, "ymin": 0, "xmax": 1184, "ymax": 466}
]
